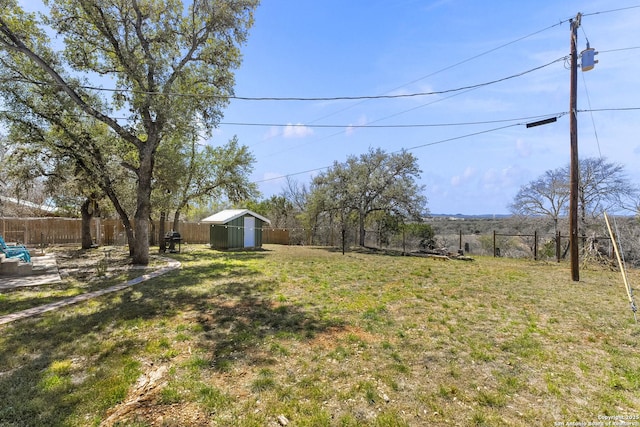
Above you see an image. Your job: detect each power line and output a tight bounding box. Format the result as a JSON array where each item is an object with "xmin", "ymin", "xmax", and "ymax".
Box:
[
  {"xmin": 8, "ymin": 56, "xmax": 566, "ymax": 102},
  {"xmin": 253, "ymin": 119, "xmax": 562, "ymax": 184},
  {"xmin": 257, "ymin": 104, "xmax": 640, "ymax": 187},
  {"xmin": 387, "ymin": 19, "xmax": 570, "ymax": 92},
  {"xmin": 0, "ymin": 108, "xmax": 630, "ymax": 129},
  {"xmin": 400, "ymin": 123, "xmax": 526, "ymax": 153},
  {"xmin": 579, "ymin": 71, "xmax": 602, "ymax": 158},
  {"xmin": 583, "ymin": 5, "xmax": 640, "ymax": 17},
  {"xmin": 228, "ymin": 58, "xmax": 567, "ymax": 101},
  {"xmin": 578, "ymin": 107, "xmax": 640, "ymax": 112},
  {"xmin": 599, "ymin": 46, "xmax": 640, "ymax": 53},
  {"xmin": 222, "ymin": 113, "xmax": 566, "ymax": 129},
  {"xmin": 0, "ymin": 9, "xmax": 635, "ymax": 108}
]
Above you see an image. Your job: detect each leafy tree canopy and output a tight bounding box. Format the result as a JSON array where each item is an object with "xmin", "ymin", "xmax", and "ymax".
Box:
[
  {"xmin": 0, "ymin": 0, "xmax": 260, "ymax": 264},
  {"xmin": 309, "ymin": 147, "xmax": 428, "ymax": 247}
]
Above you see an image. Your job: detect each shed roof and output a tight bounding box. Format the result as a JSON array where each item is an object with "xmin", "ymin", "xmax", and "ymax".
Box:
[{"xmin": 201, "ymin": 209, "xmax": 271, "ymax": 225}]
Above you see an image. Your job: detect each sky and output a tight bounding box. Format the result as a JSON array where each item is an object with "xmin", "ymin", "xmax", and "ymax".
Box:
[
  {"xmin": 13, "ymin": 0, "xmax": 640, "ymax": 215},
  {"xmin": 213, "ymin": 0, "xmax": 640, "ymax": 215}
]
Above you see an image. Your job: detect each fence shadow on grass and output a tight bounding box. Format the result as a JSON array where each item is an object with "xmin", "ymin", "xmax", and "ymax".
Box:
[{"xmin": 0, "ymin": 249, "xmax": 342, "ymax": 426}]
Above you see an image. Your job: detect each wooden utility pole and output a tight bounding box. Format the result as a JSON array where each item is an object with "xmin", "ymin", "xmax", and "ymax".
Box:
[{"xmin": 569, "ymin": 13, "xmax": 581, "ymax": 281}]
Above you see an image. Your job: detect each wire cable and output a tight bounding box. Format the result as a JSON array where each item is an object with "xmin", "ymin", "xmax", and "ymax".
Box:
[
  {"xmin": 580, "ymin": 66, "xmax": 602, "ymax": 158},
  {"xmin": 8, "ymin": 56, "xmax": 567, "ymax": 102},
  {"xmin": 578, "ymin": 107, "xmax": 640, "ymax": 113},
  {"xmin": 578, "ymin": 23, "xmax": 602, "ymax": 158},
  {"xmin": 253, "ymin": 120, "xmax": 550, "ymax": 183},
  {"xmin": 221, "ymin": 112, "xmax": 567, "ymax": 129},
  {"xmin": 583, "ymin": 5, "xmax": 640, "ymax": 17}
]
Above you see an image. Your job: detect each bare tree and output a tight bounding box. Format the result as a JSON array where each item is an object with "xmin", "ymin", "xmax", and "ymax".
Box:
[
  {"xmin": 510, "ymin": 158, "xmax": 637, "ymax": 236},
  {"xmin": 509, "ymin": 167, "xmax": 568, "ymax": 235},
  {"xmin": 571, "ymin": 158, "xmax": 638, "ymax": 228}
]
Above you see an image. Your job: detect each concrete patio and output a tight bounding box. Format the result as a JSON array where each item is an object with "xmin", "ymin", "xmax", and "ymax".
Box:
[{"xmin": 0, "ymin": 253, "xmax": 61, "ymax": 290}]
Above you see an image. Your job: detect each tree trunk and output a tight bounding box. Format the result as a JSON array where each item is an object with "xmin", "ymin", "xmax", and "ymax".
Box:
[
  {"xmin": 172, "ymin": 210, "xmax": 181, "ymax": 233},
  {"xmin": 579, "ymin": 190, "xmax": 587, "ymax": 245},
  {"xmin": 98, "ymin": 178, "xmax": 135, "ymax": 256},
  {"xmin": 80, "ymin": 198, "xmax": 94, "ymax": 249},
  {"xmin": 132, "ymin": 144, "xmax": 154, "ymax": 265},
  {"xmin": 359, "ymin": 211, "xmax": 366, "ymax": 246},
  {"xmin": 159, "ymin": 211, "xmax": 167, "ymax": 253},
  {"xmin": 150, "ymin": 217, "xmax": 157, "ymax": 246}
]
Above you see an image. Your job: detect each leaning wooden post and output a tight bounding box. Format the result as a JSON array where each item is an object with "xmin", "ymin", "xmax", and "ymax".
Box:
[
  {"xmin": 493, "ymin": 230, "xmax": 497, "ymax": 257},
  {"xmin": 402, "ymin": 223, "xmax": 406, "ymax": 255}
]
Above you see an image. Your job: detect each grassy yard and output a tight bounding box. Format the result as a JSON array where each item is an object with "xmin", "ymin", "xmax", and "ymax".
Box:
[{"xmin": 0, "ymin": 244, "xmax": 639, "ymax": 426}]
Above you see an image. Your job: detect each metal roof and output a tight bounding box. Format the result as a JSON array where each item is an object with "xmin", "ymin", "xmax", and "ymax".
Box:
[
  {"xmin": 200, "ymin": 209, "xmax": 271, "ymax": 225},
  {"xmin": 0, "ymin": 196, "xmax": 58, "ymax": 213}
]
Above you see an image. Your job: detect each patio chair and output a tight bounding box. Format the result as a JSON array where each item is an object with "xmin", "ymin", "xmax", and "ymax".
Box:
[
  {"xmin": 0, "ymin": 235, "xmax": 31, "ymax": 263},
  {"xmin": 0, "ymin": 235, "xmax": 27, "ymax": 250},
  {"xmin": 0, "ymin": 246, "xmax": 31, "ymax": 263}
]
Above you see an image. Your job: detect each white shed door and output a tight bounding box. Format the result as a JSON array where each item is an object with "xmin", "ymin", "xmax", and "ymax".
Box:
[{"xmin": 244, "ymin": 216, "xmax": 255, "ymax": 247}]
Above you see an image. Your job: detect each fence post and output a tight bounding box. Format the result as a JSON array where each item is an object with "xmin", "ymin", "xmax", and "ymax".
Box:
[
  {"xmin": 556, "ymin": 231, "xmax": 561, "ymax": 263},
  {"xmin": 459, "ymin": 230, "xmax": 462, "ymax": 252},
  {"xmin": 534, "ymin": 230, "xmax": 538, "ymax": 261},
  {"xmin": 402, "ymin": 225, "xmax": 406, "ymax": 254},
  {"xmin": 493, "ymin": 230, "xmax": 497, "ymax": 257}
]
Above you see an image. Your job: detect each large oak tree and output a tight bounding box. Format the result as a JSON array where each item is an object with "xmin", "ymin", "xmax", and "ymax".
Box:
[
  {"xmin": 309, "ymin": 147, "xmax": 428, "ymax": 248},
  {"xmin": 0, "ymin": 0, "xmax": 259, "ymax": 264}
]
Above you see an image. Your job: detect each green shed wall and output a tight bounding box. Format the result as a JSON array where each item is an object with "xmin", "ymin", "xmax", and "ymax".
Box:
[
  {"xmin": 209, "ymin": 215, "xmax": 266, "ymax": 249},
  {"xmin": 254, "ymin": 218, "xmax": 265, "ymax": 247},
  {"xmin": 210, "ymin": 225, "xmax": 228, "ymax": 249},
  {"xmin": 227, "ymin": 216, "xmax": 244, "ymax": 249}
]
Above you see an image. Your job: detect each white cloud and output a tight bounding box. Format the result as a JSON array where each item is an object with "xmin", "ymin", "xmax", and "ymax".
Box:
[
  {"xmin": 263, "ymin": 126, "xmax": 281, "ymax": 140},
  {"xmin": 283, "ymin": 123, "xmax": 314, "ymax": 138},
  {"xmin": 262, "ymin": 123, "xmax": 314, "ymax": 140},
  {"xmin": 482, "ymin": 165, "xmax": 526, "ymax": 193},
  {"xmin": 515, "ymin": 138, "xmax": 531, "ymax": 157},
  {"xmin": 346, "ymin": 115, "xmax": 368, "ymax": 136},
  {"xmin": 450, "ymin": 167, "xmax": 476, "ymax": 187}
]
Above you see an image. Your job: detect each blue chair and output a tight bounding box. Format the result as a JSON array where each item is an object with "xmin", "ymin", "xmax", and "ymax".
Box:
[
  {"xmin": 0, "ymin": 235, "xmax": 31, "ymax": 263},
  {"xmin": 0, "ymin": 246, "xmax": 30, "ymax": 262}
]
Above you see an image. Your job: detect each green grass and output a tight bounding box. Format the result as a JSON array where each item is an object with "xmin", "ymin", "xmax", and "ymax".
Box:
[{"xmin": 0, "ymin": 244, "xmax": 639, "ymax": 426}]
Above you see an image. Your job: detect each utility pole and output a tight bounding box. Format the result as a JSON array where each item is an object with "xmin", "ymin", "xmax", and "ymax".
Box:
[{"xmin": 569, "ymin": 13, "xmax": 581, "ymax": 282}]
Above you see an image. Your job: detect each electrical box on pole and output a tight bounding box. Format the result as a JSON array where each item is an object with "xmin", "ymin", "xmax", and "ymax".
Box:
[{"xmin": 581, "ymin": 43, "xmax": 598, "ymax": 72}]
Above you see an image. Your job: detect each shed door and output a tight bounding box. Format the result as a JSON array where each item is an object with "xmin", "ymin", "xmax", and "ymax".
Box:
[{"xmin": 244, "ymin": 216, "xmax": 255, "ymax": 247}]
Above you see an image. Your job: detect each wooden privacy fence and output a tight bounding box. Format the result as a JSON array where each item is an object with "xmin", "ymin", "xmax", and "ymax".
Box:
[{"xmin": 0, "ymin": 217, "xmax": 290, "ymax": 246}]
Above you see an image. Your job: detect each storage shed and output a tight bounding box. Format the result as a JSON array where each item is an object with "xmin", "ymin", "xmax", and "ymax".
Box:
[{"xmin": 201, "ymin": 209, "xmax": 271, "ymax": 250}]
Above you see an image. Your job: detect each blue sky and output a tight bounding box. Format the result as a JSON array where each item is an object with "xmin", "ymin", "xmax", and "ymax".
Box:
[
  {"xmin": 15, "ymin": 0, "xmax": 640, "ymax": 215},
  {"xmin": 214, "ymin": 1, "xmax": 640, "ymax": 215}
]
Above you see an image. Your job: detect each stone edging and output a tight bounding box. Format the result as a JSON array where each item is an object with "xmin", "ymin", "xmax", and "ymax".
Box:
[{"xmin": 0, "ymin": 258, "xmax": 181, "ymax": 326}]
